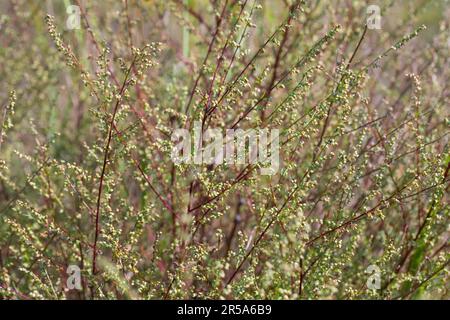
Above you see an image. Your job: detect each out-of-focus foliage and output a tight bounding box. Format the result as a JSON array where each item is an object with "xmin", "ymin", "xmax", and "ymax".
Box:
[{"xmin": 0, "ymin": 0, "xmax": 448, "ymax": 299}]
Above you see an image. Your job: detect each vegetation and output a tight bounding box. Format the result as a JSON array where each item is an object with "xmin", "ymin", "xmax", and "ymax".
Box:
[{"xmin": 0, "ymin": 0, "xmax": 448, "ymax": 299}]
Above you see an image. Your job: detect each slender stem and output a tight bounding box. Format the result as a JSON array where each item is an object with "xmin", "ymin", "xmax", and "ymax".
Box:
[{"xmin": 92, "ymin": 57, "xmax": 136, "ymax": 276}]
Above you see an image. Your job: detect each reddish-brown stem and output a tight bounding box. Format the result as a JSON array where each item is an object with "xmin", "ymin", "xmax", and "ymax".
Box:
[
  {"xmin": 184, "ymin": 0, "xmax": 229, "ymax": 116},
  {"xmin": 92, "ymin": 58, "xmax": 136, "ymax": 276}
]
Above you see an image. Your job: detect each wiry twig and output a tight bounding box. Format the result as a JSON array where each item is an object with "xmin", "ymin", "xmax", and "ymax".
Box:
[{"xmin": 92, "ymin": 57, "xmax": 137, "ymax": 275}]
